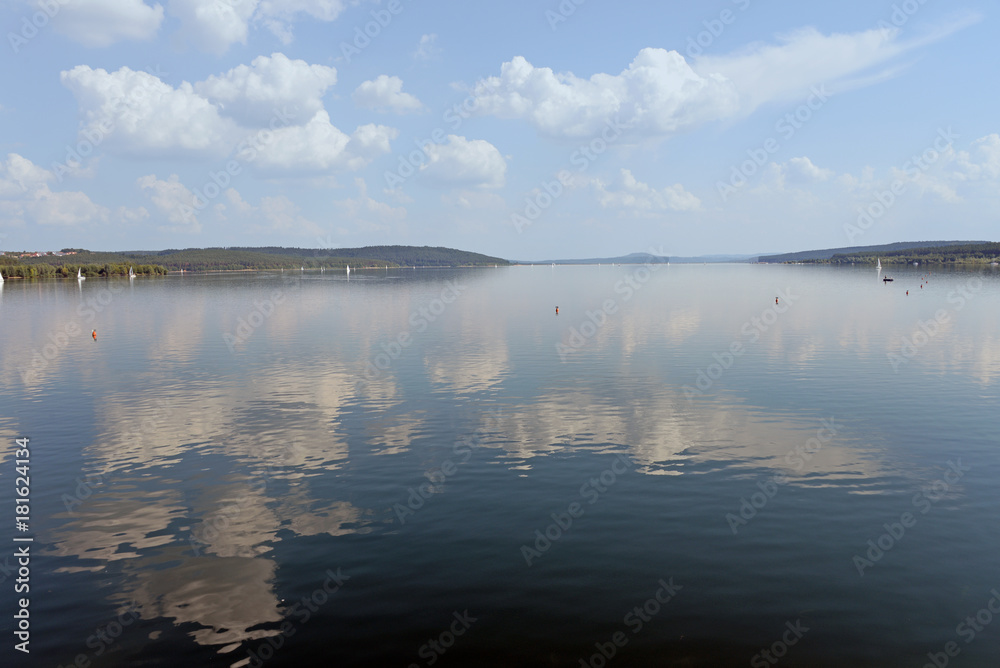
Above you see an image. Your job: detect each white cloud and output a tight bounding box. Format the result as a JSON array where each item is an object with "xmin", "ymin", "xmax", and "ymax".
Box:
[
  {"xmin": 953, "ymin": 134, "xmax": 1000, "ymax": 182},
  {"xmin": 472, "ymin": 21, "xmax": 975, "ymax": 140},
  {"xmin": 331, "ymin": 178, "xmax": 407, "ymax": 234},
  {"xmin": 61, "ymin": 60, "xmax": 388, "ymax": 174},
  {"xmin": 215, "ymin": 187, "xmax": 324, "ymax": 237},
  {"xmin": 48, "ymin": 0, "xmax": 163, "ymax": 47},
  {"xmin": 693, "ymin": 20, "xmax": 976, "ymax": 114},
  {"xmin": 441, "ymin": 190, "xmax": 505, "ymax": 211},
  {"xmin": 413, "ymin": 33, "xmax": 441, "ymax": 60},
  {"xmin": 61, "ymin": 65, "xmax": 233, "ymax": 159},
  {"xmin": 786, "ymin": 157, "xmax": 834, "ymax": 182},
  {"xmin": 137, "ymin": 173, "xmax": 201, "ymax": 232},
  {"xmin": 168, "ymin": 0, "xmax": 347, "ymax": 54},
  {"xmin": 196, "ymin": 53, "xmax": 337, "ymax": 126},
  {"xmin": 470, "ymin": 48, "xmax": 739, "ymax": 138},
  {"xmin": 352, "ymin": 75, "xmax": 423, "ymax": 114},
  {"xmin": 167, "ymin": 0, "xmax": 259, "ymax": 54},
  {"xmin": 258, "ymin": 195, "xmax": 324, "ymax": 235},
  {"xmin": 419, "ymin": 136, "xmax": 506, "ymax": 189},
  {"xmin": 592, "ymin": 169, "xmax": 700, "ymax": 212},
  {"xmin": 0, "ymin": 153, "xmax": 137, "ymax": 227},
  {"xmin": 0, "ymin": 153, "xmax": 51, "ymax": 197},
  {"xmin": 252, "ymin": 111, "xmax": 397, "ymax": 172}
]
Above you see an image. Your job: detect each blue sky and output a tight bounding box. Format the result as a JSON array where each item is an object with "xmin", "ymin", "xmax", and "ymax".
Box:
[{"xmin": 0, "ymin": 0, "xmax": 997, "ymax": 259}]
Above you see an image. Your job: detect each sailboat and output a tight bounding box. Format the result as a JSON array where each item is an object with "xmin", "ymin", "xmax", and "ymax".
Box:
[
  {"xmin": 0, "ymin": 270, "xmax": 4, "ymax": 284},
  {"xmin": 876, "ymin": 258, "xmax": 881, "ymax": 270},
  {"xmin": 77, "ymin": 268, "xmax": 85, "ymax": 281},
  {"xmin": 346, "ymin": 264, "xmax": 351, "ymax": 276},
  {"xmin": 128, "ymin": 266, "xmax": 135, "ymax": 279}
]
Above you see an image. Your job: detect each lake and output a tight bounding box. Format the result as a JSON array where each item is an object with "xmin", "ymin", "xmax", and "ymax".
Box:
[{"xmin": 1, "ymin": 263, "xmax": 999, "ymax": 667}]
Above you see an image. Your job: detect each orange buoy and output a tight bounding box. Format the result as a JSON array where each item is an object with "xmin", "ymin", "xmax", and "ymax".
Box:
[
  {"xmin": 775, "ymin": 297, "xmax": 779, "ymax": 304},
  {"xmin": 555, "ymin": 306, "xmax": 559, "ymax": 314},
  {"xmin": 92, "ymin": 329, "xmax": 97, "ymax": 340}
]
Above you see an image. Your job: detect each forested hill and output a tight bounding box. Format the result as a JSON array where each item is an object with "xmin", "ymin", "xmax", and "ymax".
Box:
[
  {"xmin": 823, "ymin": 242, "xmax": 1000, "ymax": 265},
  {"xmin": 3, "ymin": 245, "xmax": 509, "ymax": 276},
  {"xmin": 230, "ymin": 245, "xmax": 509, "ymax": 266},
  {"xmin": 758, "ymin": 240, "xmax": 984, "ymax": 263}
]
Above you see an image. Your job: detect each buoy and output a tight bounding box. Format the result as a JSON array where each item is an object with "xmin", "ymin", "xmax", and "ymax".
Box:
[
  {"xmin": 775, "ymin": 297, "xmax": 779, "ymax": 304},
  {"xmin": 906, "ymin": 291, "xmax": 909, "ymax": 295},
  {"xmin": 92, "ymin": 330, "xmax": 97, "ymax": 340},
  {"xmin": 555, "ymin": 306, "xmax": 559, "ymax": 314}
]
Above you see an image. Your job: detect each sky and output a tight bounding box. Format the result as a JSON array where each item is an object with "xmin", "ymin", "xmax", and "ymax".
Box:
[{"xmin": 0, "ymin": 0, "xmax": 997, "ymax": 260}]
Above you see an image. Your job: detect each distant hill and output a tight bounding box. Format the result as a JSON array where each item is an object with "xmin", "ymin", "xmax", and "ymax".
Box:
[
  {"xmin": 517, "ymin": 252, "xmax": 669, "ymax": 265},
  {"xmin": 758, "ymin": 241, "xmax": 985, "ymax": 263},
  {"xmin": 667, "ymin": 254, "xmax": 759, "ymax": 264}
]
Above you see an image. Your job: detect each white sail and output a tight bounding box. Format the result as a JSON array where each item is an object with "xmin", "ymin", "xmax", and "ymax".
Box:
[
  {"xmin": 346, "ymin": 264, "xmax": 351, "ymax": 275},
  {"xmin": 77, "ymin": 268, "xmax": 84, "ymax": 280},
  {"xmin": 876, "ymin": 258, "xmax": 881, "ymax": 270}
]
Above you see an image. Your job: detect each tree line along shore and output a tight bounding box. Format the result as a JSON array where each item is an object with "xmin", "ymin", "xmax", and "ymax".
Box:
[
  {"xmin": 0, "ymin": 245, "xmax": 510, "ymax": 279},
  {"xmin": 796, "ymin": 242, "xmax": 1000, "ymax": 265}
]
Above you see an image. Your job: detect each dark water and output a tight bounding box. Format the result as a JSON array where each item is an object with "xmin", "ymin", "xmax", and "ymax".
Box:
[{"xmin": 1, "ymin": 264, "xmax": 999, "ymax": 667}]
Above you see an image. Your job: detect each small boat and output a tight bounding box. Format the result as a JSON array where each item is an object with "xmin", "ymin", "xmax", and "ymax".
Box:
[
  {"xmin": 0, "ymin": 271, "xmax": 4, "ymax": 284},
  {"xmin": 346, "ymin": 264, "xmax": 351, "ymax": 275},
  {"xmin": 77, "ymin": 268, "xmax": 85, "ymax": 281},
  {"xmin": 882, "ymin": 276, "xmax": 894, "ymax": 282},
  {"xmin": 128, "ymin": 266, "xmax": 135, "ymax": 279},
  {"xmin": 876, "ymin": 258, "xmax": 881, "ymax": 270}
]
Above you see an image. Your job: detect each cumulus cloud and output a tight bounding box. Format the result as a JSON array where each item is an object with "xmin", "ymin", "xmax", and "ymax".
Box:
[
  {"xmin": 419, "ymin": 136, "xmax": 506, "ymax": 189},
  {"xmin": 413, "ymin": 33, "xmax": 441, "ymax": 60},
  {"xmin": 196, "ymin": 53, "xmax": 337, "ymax": 126},
  {"xmin": 167, "ymin": 0, "xmax": 257, "ymax": 54},
  {"xmin": 61, "ymin": 59, "xmax": 394, "ymax": 173},
  {"xmin": 352, "ymin": 75, "xmax": 423, "ymax": 114},
  {"xmin": 472, "ymin": 22, "xmax": 975, "ymax": 140},
  {"xmin": 592, "ymin": 169, "xmax": 700, "ymax": 212},
  {"xmin": 331, "ymin": 178, "xmax": 407, "ymax": 234},
  {"xmin": 168, "ymin": 0, "xmax": 347, "ymax": 54},
  {"xmin": 136, "ymin": 173, "xmax": 201, "ymax": 232},
  {"xmin": 0, "ymin": 153, "xmax": 141, "ymax": 227},
  {"xmin": 215, "ymin": 187, "xmax": 324, "ymax": 237},
  {"xmin": 0, "ymin": 153, "xmax": 51, "ymax": 197},
  {"xmin": 786, "ymin": 157, "xmax": 834, "ymax": 182},
  {"xmin": 470, "ymin": 48, "xmax": 739, "ymax": 138},
  {"xmin": 953, "ymin": 134, "xmax": 1000, "ymax": 182},
  {"xmin": 252, "ymin": 111, "xmax": 397, "ymax": 172},
  {"xmin": 47, "ymin": 0, "xmax": 163, "ymax": 47},
  {"xmin": 61, "ymin": 65, "xmax": 232, "ymax": 158}
]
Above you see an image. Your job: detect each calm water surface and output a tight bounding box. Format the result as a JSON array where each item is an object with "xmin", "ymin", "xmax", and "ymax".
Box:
[{"xmin": 1, "ymin": 264, "xmax": 999, "ymax": 667}]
